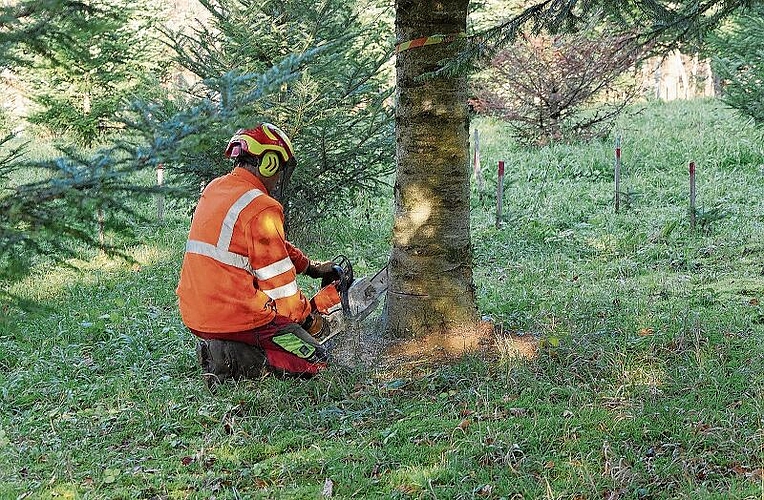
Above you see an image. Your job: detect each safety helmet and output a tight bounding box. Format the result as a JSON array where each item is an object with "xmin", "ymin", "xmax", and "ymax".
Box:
[{"xmin": 224, "ymin": 123, "xmax": 296, "ymax": 177}]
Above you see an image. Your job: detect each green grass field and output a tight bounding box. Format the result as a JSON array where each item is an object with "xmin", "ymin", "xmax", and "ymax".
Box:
[{"xmin": 1, "ymin": 98, "xmax": 763, "ymax": 499}]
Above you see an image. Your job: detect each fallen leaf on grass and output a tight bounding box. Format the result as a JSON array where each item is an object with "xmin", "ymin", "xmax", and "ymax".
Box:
[
  {"xmin": 539, "ymin": 336, "xmax": 560, "ymax": 349},
  {"xmin": 369, "ymin": 463, "xmax": 384, "ymax": 478},
  {"xmin": 103, "ymin": 468, "xmax": 119, "ymax": 484},
  {"xmin": 181, "ymin": 456, "xmax": 194, "ymax": 466},
  {"xmin": 638, "ymin": 327, "xmax": 654, "ymax": 337},
  {"xmin": 694, "ymin": 422, "xmax": 714, "ymax": 434},
  {"xmin": 602, "ymin": 488, "xmax": 626, "ymax": 500},
  {"xmin": 396, "ymin": 484, "xmax": 420, "ymax": 495},
  {"xmin": 731, "ymin": 463, "xmax": 748, "ymax": 475},
  {"xmin": 476, "ymin": 484, "xmax": 493, "ymax": 496},
  {"xmin": 321, "ymin": 478, "xmax": 334, "ymax": 497},
  {"xmin": 456, "ymin": 419, "xmax": 471, "ymax": 432},
  {"xmin": 730, "ymin": 463, "xmax": 764, "ymax": 479}
]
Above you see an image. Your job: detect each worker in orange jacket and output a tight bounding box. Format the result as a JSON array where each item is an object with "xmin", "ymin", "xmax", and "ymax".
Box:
[{"xmin": 176, "ymin": 123, "xmax": 339, "ymax": 389}]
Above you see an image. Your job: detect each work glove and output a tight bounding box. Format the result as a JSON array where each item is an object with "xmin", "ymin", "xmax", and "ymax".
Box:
[{"xmin": 305, "ymin": 260, "xmax": 340, "ymax": 282}]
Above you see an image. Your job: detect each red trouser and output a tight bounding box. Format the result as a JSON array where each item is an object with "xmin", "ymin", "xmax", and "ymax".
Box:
[{"xmin": 191, "ymin": 316, "xmax": 328, "ymax": 377}]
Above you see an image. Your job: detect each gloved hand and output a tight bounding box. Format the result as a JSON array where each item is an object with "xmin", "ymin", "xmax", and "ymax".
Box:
[{"xmin": 305, "ymin": 260, "xmax": 340, "ymax": 282}]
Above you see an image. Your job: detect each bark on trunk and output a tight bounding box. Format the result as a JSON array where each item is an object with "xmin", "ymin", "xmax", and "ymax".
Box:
[{"xmin": 387, "ymin": 0, "xmax": 479, "ymax": 338}]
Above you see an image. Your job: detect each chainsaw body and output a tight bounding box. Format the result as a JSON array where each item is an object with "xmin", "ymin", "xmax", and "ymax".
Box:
[{"xmin": 308, "ymin": 257, "xmax": 388, "ymax": 345}]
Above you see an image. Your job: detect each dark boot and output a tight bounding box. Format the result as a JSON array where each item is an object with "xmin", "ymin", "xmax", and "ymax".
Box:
[{"xmin": 196, "ymin": 340, "xmax": 267, "ymax": 391}]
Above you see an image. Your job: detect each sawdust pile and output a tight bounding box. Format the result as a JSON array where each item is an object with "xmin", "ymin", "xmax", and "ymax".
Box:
[{"xmin": 329, "ymin": 320, "xmax": 538, "ymax": 372}]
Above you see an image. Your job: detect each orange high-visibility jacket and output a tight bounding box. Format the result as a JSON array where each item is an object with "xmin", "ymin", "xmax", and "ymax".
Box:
[{"xmin": 176, "ymin": 167, "xmax": 311, "ymax": 334}]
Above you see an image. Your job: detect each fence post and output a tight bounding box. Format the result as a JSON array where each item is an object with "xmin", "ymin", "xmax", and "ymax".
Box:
[
  {"xmin": 156, "ymin": 164, "xmax": 165, "ymax": 222},
  {"xmin": 614, "ymin": 135, "xmax": 622, "ymax": 213},
  {"xmin": 496, "ymin": 160, "xmax": 504, "ymax": 229},
  {"xmin": 689, "ymin": 161, "xmax": 696, "ymax": 229},
  {"xmin": 98, "ymin": 208, "xmax": 104, "ymax": 248},
  {"xmin": 473, "ymin": 128, "xmax": 485, "ymax": 199}
]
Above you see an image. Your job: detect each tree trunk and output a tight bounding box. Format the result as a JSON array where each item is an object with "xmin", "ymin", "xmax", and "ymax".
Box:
[{"xmin": 387, "ymin": 0, "xmax": 479, "ymax": 338}]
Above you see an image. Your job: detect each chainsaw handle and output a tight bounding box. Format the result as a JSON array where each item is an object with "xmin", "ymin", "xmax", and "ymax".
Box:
[
  {"xmin": 331, "ymin": 255, "xmax": 354, "ymax": 316},
  {"xmin": 331, "ymin": 255, "xmax": 353, "ymax": 284},
  {"xmin": 332, "ymin": 265, "xmax": 344, "ymax": 278}
]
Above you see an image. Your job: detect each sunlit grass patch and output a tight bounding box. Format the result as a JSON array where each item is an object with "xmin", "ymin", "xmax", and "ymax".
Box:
[{"xmin": 8, "ymin": 236, "xmax": 183, "ymax": 304}]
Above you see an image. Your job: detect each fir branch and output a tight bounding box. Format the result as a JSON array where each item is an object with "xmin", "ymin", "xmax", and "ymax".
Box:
[
  {"xmin": 0, "ymin": 145, "xmax": 161, "ymax": 283},
  {"xmin": 430, "ymin": 0, "xmax": 755, "ymax": 79}
]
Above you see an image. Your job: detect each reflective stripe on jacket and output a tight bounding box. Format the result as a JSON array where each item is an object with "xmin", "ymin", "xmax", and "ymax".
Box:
[{"xmin": 176, "ymin": 167, "xmax": 311, "ymax": 334}]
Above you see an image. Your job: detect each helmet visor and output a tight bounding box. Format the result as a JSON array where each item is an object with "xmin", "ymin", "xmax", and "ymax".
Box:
[{"xmin": 281, "ymin": 157, "xmax": 297, "ymax": 185}]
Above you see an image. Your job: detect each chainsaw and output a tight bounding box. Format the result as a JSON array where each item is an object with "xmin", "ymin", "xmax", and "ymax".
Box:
[{"xmin": 307, "ymin": 256, "xmax": 388, "ymax": 345}]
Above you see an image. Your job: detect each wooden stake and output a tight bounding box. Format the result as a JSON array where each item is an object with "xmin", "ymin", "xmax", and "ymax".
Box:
[
  {"xmin": 156, "ymin": 164, "xmax": 165, "ymax": 222},
  {"xmin": 689, "ymin": 161, "xmax": 696, "ymax": 229},
  {"xmin": 614, "ymin": 135, "xmax": 622, "ymax": 213},
  {"xmin": 98, "ymin": 207, "xmax": 104, "ymax": 248},
  {"xmin": 473, "ymin": 128, "xmax": 485, "ymax": 198},
  {"xmin": 496, "ymin": 160, "xmax": 504, "ymax": 229}
]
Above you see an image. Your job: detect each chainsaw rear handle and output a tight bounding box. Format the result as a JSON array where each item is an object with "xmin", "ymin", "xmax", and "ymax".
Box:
[
  {"xmin": 332, "ymin": 255, "xmax": 353, "ymax": 282},
  {"xmin": 330, "ymin": 255, "xmax": 353, "ymax": 316}
]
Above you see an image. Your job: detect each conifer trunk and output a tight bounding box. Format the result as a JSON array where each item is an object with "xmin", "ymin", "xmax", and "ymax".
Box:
[{"xmin": 387, "ymin": 0, "xmax": 479, "ymax": 338}]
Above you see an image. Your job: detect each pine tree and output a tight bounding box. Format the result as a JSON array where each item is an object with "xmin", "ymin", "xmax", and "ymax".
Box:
[
  {"xmin": 0, "ymin": 1, "xmax": 169, "ymax": 287},
  {"xmin": 1, "ymin": 1, "xmax": 97, "ymax": 68},
  {"xmin": 709, "ymin": 4, "xmax": 764, "ymax": 125},
  {"xmin": 151, "ymin": 0, "xmax": 395, "ymax": 228},
  {"xmin": 19, "ymin": 0, "xmax": 171, "ymax": 147},
  {"xmin": 0, "ymin": 139, "xmax": 161, "ymax": 287}
]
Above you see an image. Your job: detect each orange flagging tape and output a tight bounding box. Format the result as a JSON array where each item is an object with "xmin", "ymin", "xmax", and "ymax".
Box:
[{"xmin": 395, "ymin": 33, "xmax": 467, "ymax": 54}]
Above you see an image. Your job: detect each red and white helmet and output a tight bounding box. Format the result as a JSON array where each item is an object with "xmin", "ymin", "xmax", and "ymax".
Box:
[{"xmin": 224, "ymin": 123, "xmax": 296, "ymax": 172}]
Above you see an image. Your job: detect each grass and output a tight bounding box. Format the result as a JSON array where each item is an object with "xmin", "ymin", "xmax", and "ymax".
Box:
[{"xmin": 2, "ymin": 98, "xmax": 764, "ymax": 499}]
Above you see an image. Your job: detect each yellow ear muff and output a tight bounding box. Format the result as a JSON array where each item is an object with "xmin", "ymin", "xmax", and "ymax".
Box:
[{"xmin": 258, "ymin": 151, "xmax": 281, "ymax": 177}]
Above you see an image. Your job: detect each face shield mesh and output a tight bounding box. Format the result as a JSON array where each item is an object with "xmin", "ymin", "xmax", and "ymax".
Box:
[{"xmin": 272, "ymin": 157, "xmax": 297, "ymax": 203}]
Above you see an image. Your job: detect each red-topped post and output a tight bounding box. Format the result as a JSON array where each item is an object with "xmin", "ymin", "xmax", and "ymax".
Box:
[
  {"xmin": 496, "ymin": 160, "xmax": 505, "ymax": 228},
  {"xmin": 614, "ymin": 135, "xmax": 622, "ymax": 213},
  {"xmin": 689, "ymin": 161, "xmax": 696, "ymax": 229}
]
